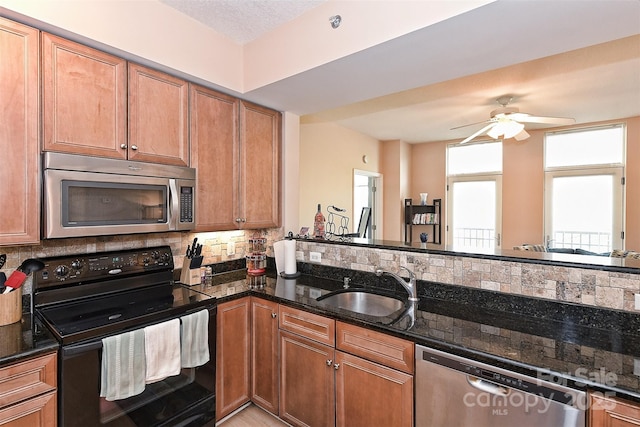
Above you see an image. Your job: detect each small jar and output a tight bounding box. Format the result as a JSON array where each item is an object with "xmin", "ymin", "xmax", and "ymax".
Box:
[
  {"xmin": 246, "ymin": 254, "xmax": 266, "ymax": 275},
  {"xmin": 248, "ymin": 238, "xmax": 267, "ymax": 254}
]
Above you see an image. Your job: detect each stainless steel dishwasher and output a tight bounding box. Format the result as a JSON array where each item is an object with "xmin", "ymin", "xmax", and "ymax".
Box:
[{"xmin": 416, "ymin": 345, "xmax": 586, "ymax": 427}]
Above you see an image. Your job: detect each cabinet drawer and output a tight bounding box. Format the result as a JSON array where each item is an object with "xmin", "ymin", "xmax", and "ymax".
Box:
[
  {"xmin": 278, "ymin": 305, "xmax": 335, "ymax": 347},
  {"xmin": 0, "ymin": 353, "xmax": 57, "ymax": 410},
  {"xmin": 336, "ymin": 322, "xmax": 414, "ymax": 374}
]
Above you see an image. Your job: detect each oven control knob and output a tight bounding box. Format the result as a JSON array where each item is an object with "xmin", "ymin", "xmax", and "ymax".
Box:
[
  {"xmin": 70, "ymin": 259, "xmax": 84, "ymax": 271},
  {"xmin": 151, "ymin": 250, "xmax": 160, "ymax": 259},
  {"xmin": 55, "ymin": 265, "xmax": 69, "ymax": 279}
]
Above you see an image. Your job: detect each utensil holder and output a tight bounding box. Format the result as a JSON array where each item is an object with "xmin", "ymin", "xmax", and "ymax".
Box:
[
  {"xmin": 0, "ymin": 287, "xmax": 22, "ymax": 326},
  {"xmin": 180, "ymin": 258, "xmax": 202, "ymax": 285}
]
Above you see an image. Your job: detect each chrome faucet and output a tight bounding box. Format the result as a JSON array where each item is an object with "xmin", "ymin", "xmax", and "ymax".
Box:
[{"xmin": 375, "ymin": 266, "xmax": 419, "ymax": 302}]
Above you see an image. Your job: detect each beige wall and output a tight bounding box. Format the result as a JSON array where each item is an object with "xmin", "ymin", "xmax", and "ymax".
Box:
[
  {"xmin": 409, "ymin": 140, "xmax": 447, "ymax": 244},
  {"xmin": 299, "ymin": 122, "xmax": 380, "ymax": 235}
]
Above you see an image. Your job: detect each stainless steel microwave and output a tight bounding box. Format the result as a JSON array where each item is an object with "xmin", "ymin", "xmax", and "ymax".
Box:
[{"xmin": 43, "ymin": 152, "xmax": 196, "ymax": 239}]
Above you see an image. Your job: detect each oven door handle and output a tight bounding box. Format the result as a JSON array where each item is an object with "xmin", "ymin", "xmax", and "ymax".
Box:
[{"xmin": 63, "ymin": 339, "xmax": 103, "ymax": 357}]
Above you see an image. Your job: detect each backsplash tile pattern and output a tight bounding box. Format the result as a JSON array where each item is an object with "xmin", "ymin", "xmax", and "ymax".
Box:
[
  {"xmin": 3, "ymin": 228, "xmax": 283, "ymax": 296},
  {"xmin": 299, "ymin": 241, "xmax": 640, "ymax": 313}
]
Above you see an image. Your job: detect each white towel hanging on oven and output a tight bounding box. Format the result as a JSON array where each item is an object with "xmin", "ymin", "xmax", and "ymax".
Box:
[
  {"xmin": 180, "ymin": 309, "xmax": 210, "ymax": 368},
  {"xmin": 100, "ymin": 329, "xmax": 146, "ymax": 401},
  {"xmin": 144, "ymin": 318, "xmax": 181, "ymax": 384}
]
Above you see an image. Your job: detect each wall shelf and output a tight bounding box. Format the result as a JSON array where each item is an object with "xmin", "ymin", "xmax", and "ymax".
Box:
[{"xmin": 404, "ymin": 198, "xmax": 441, "ymax": 244}]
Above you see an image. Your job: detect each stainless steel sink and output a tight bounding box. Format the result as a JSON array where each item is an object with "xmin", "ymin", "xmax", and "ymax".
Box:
[{"xmin": 316, "ymin": 289, "xmax": 405, "ymax": 317}]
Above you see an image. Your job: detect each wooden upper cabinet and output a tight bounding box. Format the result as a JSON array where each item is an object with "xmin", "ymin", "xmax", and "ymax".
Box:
[
  {"xmin": 190, "ymin": 84, "xmax": 240, "ymax": 231},
  {"xmin": 42, "ymin": 32, "xmax": 127, "ymax": 159},
  {"xmin": 190, "ymin": 86, "xmax": 282, "ymax": 231},
  {"xmin": 128, "ymin": 63, "xmax": 189, "ymax": 166},
  {"xmin": 240, "ymin": 101, "xmax": 282, "ymax": 229},
  {"xmin": 0, "ymin": 17, "xmax": 40, "ymax": 245}
]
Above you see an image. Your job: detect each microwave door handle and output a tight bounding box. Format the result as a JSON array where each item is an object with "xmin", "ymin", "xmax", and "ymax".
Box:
[{"xmin": 168, "ymin": 179, "xmax": 178, "ymax": 231}]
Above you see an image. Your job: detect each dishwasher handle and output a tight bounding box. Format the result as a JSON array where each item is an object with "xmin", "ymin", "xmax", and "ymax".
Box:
[{"xmin": 467, "ymin": 375, "xmax": 510, "ymax": 396}]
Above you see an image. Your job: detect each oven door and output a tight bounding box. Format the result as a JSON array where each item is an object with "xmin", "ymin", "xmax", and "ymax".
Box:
[{"xmin": 58, "ymin": 308, "xmax": 216, "ymax": 427}]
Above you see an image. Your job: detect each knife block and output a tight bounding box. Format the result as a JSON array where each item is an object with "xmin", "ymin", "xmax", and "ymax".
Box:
[
  {"xmin": 0, "ymin": 287, "xmax": 22, "ymax": 326},
  {"xmin": 180, "ymin": 258, "xmax": 201, "ymax": 285}
]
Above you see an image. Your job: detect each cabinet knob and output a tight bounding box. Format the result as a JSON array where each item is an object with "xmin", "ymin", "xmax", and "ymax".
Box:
[
  {"xmin": 271, "ymin": 313, "xmax": 277, "ymax": 319},
  {"xmin": 131, "ymin": 145, "xmax": 138, "ymax": 151},
  {"xmin": 334, "ymin": 363, "xmax": 340, "ymax": 370},
  {"xmin": 326, "ymin": 359, "xmax": 333, "ymax": 366},
  {"xmin": 235, "ymin": 218, "xmax": 242, "ymax": 223},
  {"xmin": 120, "ymin": 144, "xmax": 127, "ymax": 149}
]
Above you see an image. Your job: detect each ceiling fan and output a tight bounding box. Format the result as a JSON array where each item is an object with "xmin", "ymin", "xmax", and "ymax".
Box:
[{"xmin": 453, "ymin": 96, "xmax": 575, "ymax": 144}]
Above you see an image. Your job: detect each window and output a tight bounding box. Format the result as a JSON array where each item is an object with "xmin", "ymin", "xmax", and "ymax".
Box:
[
  {"xmin": 544, "ymin": 125, "xmax": 625, "ymax": 252},
  {"xmin": 447, "ymin": 141, "xmax": 502, "ymax": 250}
]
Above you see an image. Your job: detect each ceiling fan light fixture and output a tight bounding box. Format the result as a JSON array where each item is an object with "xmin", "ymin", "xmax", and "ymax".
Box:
[
  {"xmin": 487, "ymin": 119, "xmax": 525, "ymax": 139},
  {"xmin": 502, "ymin": 120, "xmax": 525, "ymax": 139}
]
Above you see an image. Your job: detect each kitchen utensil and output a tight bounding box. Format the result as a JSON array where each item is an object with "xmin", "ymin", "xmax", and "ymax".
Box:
[
  {"xmin": 2, "ymin": 258, "xmax": 45, "ymax": 294},
  {"xmin": 0, "ymin": 272, "xmax": 6, "ymax": 293},
  {"xmin": 0, "ymin": 254, "xmax": 6, "ymax": 269},
  {"xmin": 189, "ymin": 256, "xmax": 203, "ymax": 270},
  {"xmin": 18, "ymin": 258, "xmax": 45, "ymax": 275}
]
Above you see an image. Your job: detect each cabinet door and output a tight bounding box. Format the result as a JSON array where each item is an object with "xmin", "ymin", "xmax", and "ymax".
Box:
[
  {"xmin": 239, "ymin": 101, "xmax": 282, "ymax": 229},
  {"xmin": 42, "ymin": 32, "xmax": 127, "ymax": 159},
  {"xmin": 190, "ymin": 84, "xmax": 240, "ymax": 231},
  {"xmin": 128, "ymin": 63, "xmax": 189, "ymax": 166},
  {"xmin": 335, "ymin": 350, "xmax": 413, "ymax": 427},
  {"xmin": 590, "ymin": 394, "xmax": 640, "ymax": 426},
  {"xmin": 279, "ymin": 331, "xmax": 335, "ymax": 427},
  {"xmin": 216, "ymin": 298, "xmax": 251, "ymax": 421},
  {"xmin": 0, "ymin": 17, "xmax": 40, "ymax": 245},
  {"xmin": 250, "ymin": 297, "xmax": 279, "ymax": 415},
  {"xmin": 0, "ymin": 391, "xmax": 56, "ymax": 427}
]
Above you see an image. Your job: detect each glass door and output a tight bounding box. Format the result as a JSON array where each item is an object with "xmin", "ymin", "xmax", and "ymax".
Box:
[{"xmin": 447, "ymin": 176, "xmax": 502, "ymax": 250}]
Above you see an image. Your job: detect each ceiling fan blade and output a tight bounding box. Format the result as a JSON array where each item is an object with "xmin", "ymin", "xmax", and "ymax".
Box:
[
  {"xmin": 515, "ymin": 114, "xmax": 575, "ymax": 125},
  {"xmin": 451, "ymin": 119, "xmax": 492, "ymax": 131},
  {"xmin": 460, "ymin": 123, "xmax": 496, "ymax": 144},
  {"xmin": 514, "ymin": 129, "xmax": 530, "ymax": 141}
]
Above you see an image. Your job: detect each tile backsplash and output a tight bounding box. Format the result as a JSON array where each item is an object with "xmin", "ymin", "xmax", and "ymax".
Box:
[
  {"xmin": 3, "ymin": 228, "xmax": 283, "ymax": 296},
  {"xmin": 298, "ymin": 241, "xmax": 640, "ymax": 313}
]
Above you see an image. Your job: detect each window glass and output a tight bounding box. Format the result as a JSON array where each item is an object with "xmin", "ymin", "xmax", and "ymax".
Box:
[
  {"xmin": 448, "ymin": 141, "xmax": 502, "ymax": 175},
  {"xmin": 545, "ymin": 125, "xmax": 624, "ymax": 168}
]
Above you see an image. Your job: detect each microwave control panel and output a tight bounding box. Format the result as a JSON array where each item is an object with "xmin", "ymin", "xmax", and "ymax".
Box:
[{"xmin": 180, "ymin": 186, "xmax": 194, "ymax": 223}]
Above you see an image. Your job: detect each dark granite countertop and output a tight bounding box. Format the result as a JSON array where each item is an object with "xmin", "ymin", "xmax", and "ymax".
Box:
[
  {"xmin": 188, "ymin": 269, "xmax": 640, "ymax": 402},
  {"xmin": 0, "ymin": 314, "xmax": 59, "ymax": 368}
]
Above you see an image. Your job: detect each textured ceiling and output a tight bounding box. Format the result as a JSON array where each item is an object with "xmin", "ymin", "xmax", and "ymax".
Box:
[
  {"xmin": 159, "ymin": 0, "xmax": 325, "ymax": 44},
  {"xmin": 159, "ymin": 0, "xmax": 640, "ymax": 144}
]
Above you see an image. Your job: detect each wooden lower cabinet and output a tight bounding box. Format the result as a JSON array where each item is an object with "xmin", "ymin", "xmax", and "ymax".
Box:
[
  {"xmin": 335, "ymin": 350, "xmax": 413, "ymax": 427},
  {"xmin": 590, "ymin": 393, "xmax": 640, "ymax": 426},
  {"xmin": 279, "ymin": 330, "xmax": 335, "ymax": 427},
  {"xmin": 216, "ymin": 297, "xmax": 251, "ymax": 421},
  {"xmin": 0, "ymin": 352, "xmax": 57, "ymax": 427},
  {"xmin": 218, "ymin": 298, "xmax": 415, "ymax": 426},
  {"xmin": 250, "ymin": 297, "xmax": 279, "ymax": 414}
]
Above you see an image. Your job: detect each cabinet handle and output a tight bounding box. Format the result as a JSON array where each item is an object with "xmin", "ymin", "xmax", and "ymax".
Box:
[
  {"xmin": 334, "ymin": 363, "xmax": 340, "ymax": 370},
  {"xmin": 326, "ymin": 359, "xmax": 333, "ymax": 366},
  {"xmin": 131, "ymin": 145, "xmax": 138, "ymax": 151},
  {"xmin": 120, "ymin": 144, "xmax": 127, "ymax": 149},
  {"xmin": 236, "ymin": 218, "xmax": 242, "ymax": 223},
  {"xmin": 271, "ymin": 313, "xmax": 277, "ymax": 319}
]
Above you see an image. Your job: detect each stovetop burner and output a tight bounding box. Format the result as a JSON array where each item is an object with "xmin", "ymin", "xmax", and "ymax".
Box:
[{"xmin": 33, "ymin": 246, "xmax": 216, "ymax": 345}]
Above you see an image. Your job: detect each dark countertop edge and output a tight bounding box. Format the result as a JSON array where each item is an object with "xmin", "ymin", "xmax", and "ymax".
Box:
[
  {"xmin": 212, "ymin": 277, "xmax": 640, "ymax": 405},
  {"xmin": 0, "ymin": 314, "xmax": 59, "ymax": 369},
  {"xmin": 0, "ymin": 343, "xmax": 59, "ymax": 369}
]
